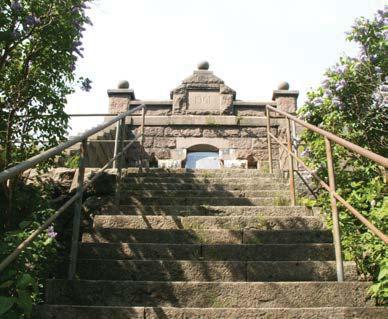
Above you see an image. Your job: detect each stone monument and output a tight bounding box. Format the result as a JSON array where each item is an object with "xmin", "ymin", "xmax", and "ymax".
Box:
[{"xmin": 84, "ymin": 61, "xmax": 299, "ymax": 170}]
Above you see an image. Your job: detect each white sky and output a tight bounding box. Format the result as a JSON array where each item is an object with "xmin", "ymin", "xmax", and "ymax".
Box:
[{"xmin": 66, "ymin": 0, "xmax": 385, "ymax": 135}]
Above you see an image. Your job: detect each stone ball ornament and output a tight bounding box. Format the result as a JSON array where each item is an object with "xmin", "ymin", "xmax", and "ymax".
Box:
[
  {"xmin": 278, "ymin": 81, "xmax": 290, "ymax": 90},
  {"xmin": 197, "ymin": 61, "xmax": 210, "ymax": 70},
  {"xmin": 117, "ymin": 80, "xmax": 130, "ymax": 89}
]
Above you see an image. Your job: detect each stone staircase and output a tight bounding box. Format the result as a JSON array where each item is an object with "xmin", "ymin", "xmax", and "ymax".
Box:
[{"xmin": 36, "ymin": 169, "xmax": 387, "ymax": 318}]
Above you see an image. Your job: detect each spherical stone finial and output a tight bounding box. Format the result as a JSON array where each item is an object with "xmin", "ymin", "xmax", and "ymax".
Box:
[
  {"xmin": 278, "ymin": 81, "xmax": 290, "ymax": 90},
  {"xmin": 118, "ymin": 80, "xmax": 129, "ymax": 89},
  {"xmin": 197, "ymin": 61, "xmax": 209, "ymax": 70}
]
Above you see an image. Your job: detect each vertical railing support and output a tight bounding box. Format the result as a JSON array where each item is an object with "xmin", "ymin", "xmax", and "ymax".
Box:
[
  {"xmin": 286, "ymin": 118, "xmax": 296, "ymax": 206},
  {"xmin": 140, "ymin": 106, "xmax": 146, "ymax": 169},
  {"xmin": 68, "ymin": 138, "xmax": 87, "ymax": 279},
  {"xmin": 266, "ymin": 108, "xmax": 273, "ymax": 174},
  {"xmin": 113, "ymin": 120, "xmax": 121, "ymax": 169},
  {"xmin": 115, "ymin": 117, "xmax": 126, "ymax": 206},
  {"xmin": 325, "ymin": 137, "xmax": 344, "ymax": 282}
]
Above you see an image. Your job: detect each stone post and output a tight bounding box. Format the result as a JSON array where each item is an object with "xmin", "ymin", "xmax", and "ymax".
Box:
[
  {"xmin": 272, "ymin": 81, "xmax": 299, "ymax": 114},
  {"xmin": 107, "ymin": 80, "xmax": 135, "ymax": 114},
  {"xmin": 272, "ymin": 82, "xmax": 299, "ymax": 172}
]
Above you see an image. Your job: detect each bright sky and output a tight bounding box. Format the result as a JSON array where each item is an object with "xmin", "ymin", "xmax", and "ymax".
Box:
[{"xmin": 66, "ymin": 0, "xmax": 385, "ymax": 135}]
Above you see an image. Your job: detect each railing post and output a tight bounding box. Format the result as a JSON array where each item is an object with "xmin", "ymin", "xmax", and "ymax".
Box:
[
  {"xmin": 140, "ymin": 106, "xmax": 146, "ymax": 168},
  {"xmin": 286, "ymin": 118, "xmax": 296, "ymax": 206},
  {"xmin": 115, "ymin": 118, "xmax": 125, "ymax": 206},
  {"xmin": 266, "ymin": 108, "xmax": 273, "ymax": 174},
  {"xmin": 68, "ymin": 138, "xmax": 87, "ymax": 279},
  {"xmin": 324, "ymin": 137, "xmax": 344, "ymax": 282},
  {"xmin": 113, "ymin": 120, "xmax": 121, "ymax": 169}
]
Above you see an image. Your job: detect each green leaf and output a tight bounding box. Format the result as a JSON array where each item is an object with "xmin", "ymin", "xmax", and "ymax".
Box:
[
  {"xmin": 377, "ymin": 267, "xmax": 388, "ymax": 281},
  {"xmin": 16, "ymin": 274, "xmax": 34, "ymax": 290},
  {"xmin": 19, "ymin": 220, "xmax": 31, "ymax": 230},
  {"xmin": 16, "ymin": 290, "xmax": 33, "ymax": 315},
  {"xmin": 0, "ymin": 280, "xmax": 14, "ymax": 289},
  {"xmin": 43, "ymin": 237, "xmax": 53, "ymax": 246},
  {"xmin": 0, "ymin": 296, "xmax": 15, "ymax": 315}
]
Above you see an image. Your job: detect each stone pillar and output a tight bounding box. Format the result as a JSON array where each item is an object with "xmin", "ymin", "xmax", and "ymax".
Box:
[
  {"xmin": 272, "ymin": 81, "xmax": 299, "ymax": 114},
  {"xmin": 107, "ymin": 80, "xmax": 135, "ymax": 114},
  {"xmin": 272, "ymin": 82, "xmax": 299, "ymax": 172}
]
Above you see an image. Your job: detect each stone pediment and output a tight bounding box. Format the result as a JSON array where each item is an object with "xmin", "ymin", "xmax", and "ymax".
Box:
[{"xmin": 170, "ymin": 61, "xmax": 236, "ymax": 115}]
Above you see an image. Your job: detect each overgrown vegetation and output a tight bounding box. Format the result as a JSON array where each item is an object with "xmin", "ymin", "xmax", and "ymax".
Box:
[
  {"xmin": 297, "ymin": 8, "xmax": 387, "ymax": 303},
  {"xmin": 0, "ymin": 1, "xmax": 93, "ymax": 317}
]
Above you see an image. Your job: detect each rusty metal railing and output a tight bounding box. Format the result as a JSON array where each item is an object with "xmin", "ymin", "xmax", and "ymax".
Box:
[
  {"xmin": 265, "ymin": 104, "xmax": 388, "ymax": 282},
  {"xmin": 0, "ymin": 104, "xmax": 147, "ymax": 277}
]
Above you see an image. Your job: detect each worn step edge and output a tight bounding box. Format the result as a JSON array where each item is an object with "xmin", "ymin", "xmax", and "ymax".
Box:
[
  {"xmin": 82, "ymin": 229, "xmax": 333, "ymax": 244},
  {"xmin": 75, "ymin": 260, "xmax": 357, "ymax": 282},
  {"xmin": 93, "ymin": 215, "xmax": 324, "ymax": 230},
  {"xmin": 33, "ymin": 306, "xmax": 388, "ymax": 319},
  {"xmin": 45, "ymin": 281, "xmax": 374, "ymax": 308},
  {"xmin": 78, "ymin": 243, "xmax": 335, "ymax": 261},
  {"xmin": 119, "ymin": 190, "xmax": 289, "ymax": 197},
  {"xmin": 119, "ymin": 197, "xmax": 291, "ymax": 206},
  {"xmin": 113, "ymin": 205, "xmax": 312, "ymax": 217}
]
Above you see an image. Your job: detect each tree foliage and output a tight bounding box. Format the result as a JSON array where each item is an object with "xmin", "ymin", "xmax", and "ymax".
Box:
[
  {"xmin": 0, "ymin": 0, "xmax": 92, "ymax": 168},
  {"xmin": 0, "ymin": 0, "xmax": 92, "ymax": 229},
  {"xmin": 298, "ymin": 8, "xmax": 388, "ymax": 303}
]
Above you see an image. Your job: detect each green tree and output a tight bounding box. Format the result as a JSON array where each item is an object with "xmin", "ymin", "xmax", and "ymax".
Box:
[
  {"xmin": 0, "ymin": 0, "xmax": 92, "ymax": 229},
  {"xmin": 298, "ymin": 8, "xmax": 388, "ymax": 303}
]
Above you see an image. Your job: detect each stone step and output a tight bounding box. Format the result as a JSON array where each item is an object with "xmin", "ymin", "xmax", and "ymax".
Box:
[
  {"xmin": 34, "ymin": 305, "xmax": 388, "ymax": 319},
  {"xmin": 126, "ymin": 181, "xmax": 289, "ymax": 191},
  {"xmin": 120, "ymin": 190, "xmax": 289, "ymax": 198},
  {"xmin": 122, "ymin": 169, "xmax": 280, "ymax": 178},
  {"xmin": 75, "ymin": 260, "xmax": 357, "ymax": 282},
  {"xmin": 119, "ymin": 196, "xmax": 290, "ymax": 206},
  {"xmin": 45, "ymin": 281, "xmax": 373, "ymax": 308},
  {"xmin": 82, "ymin": 229, "xmax": 333, "ymax": 244},
  {"xmin": 122, "ymin": 176, "xmax": 284, "ymax": 184},
  {"xmin": 93, "ymin": 215, "xmax": 324, "ymax": 230},
  {"xmin": 78, "ymin": 243, "xmax": 335, "ymax": 261},
  {"xmin": 115, "ymin": 205, "xmax": 312, "ymax": 217}
]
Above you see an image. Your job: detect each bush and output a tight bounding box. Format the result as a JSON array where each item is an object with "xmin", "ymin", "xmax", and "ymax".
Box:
[{"xmin": 297, "ymin": 7, "xmax": 388, "ymax": 304}]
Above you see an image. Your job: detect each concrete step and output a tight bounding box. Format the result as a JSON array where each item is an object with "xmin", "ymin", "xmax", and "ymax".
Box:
[
  {"xmin": 119, "ymin": 196, "xmax": 290, "ymax": 206},
  {"xmin": 45, "ymin": 281, "xmax": 373, "ymax": 308},
  {"xmin": 115, "ymin": 205, "xmax": 312, "ymax": 217},
  {"xmin": 78, "ymin": 243, "xmax": 335, "ymax": 261},
  {"xmin": 120, "ymin": 189, "xmax": 289, "ymax": 198},
  {"xmin": 75, "ymin": 260, "xmax": 357, "ymax": 282},
  {"xmin": 82, "ymin": 229, "xmax": 333, "ymax": 244},
  {"xmin": 35, "ymin": 305, "xmax": 388, "ymax": 319},
  {"xmin": 93, "ymin": 215, "xmax": 324, "ymax": 230},
  {"xmin": 126, "ymin": 181, "xmax": 289, "ymax": 191}
]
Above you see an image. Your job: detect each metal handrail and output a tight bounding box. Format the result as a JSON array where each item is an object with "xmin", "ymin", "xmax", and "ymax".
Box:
[
  {"xmin": 265, "ymin": 104, "xmax": 388, "ymax": 283},
  {"xmin": 0, "ymin": 104, "xmax": 147, "ymax": 277}
]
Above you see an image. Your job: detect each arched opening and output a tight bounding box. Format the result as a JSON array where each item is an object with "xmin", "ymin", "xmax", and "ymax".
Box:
[{"xmin": 185, "ymin": 144, "xmax": 220, "ymax": 169}]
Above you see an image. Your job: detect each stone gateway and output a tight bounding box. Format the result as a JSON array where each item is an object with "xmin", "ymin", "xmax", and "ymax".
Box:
[{"xmin": 84, "ymin": 61, "xmax": 299, "ymax": 170}]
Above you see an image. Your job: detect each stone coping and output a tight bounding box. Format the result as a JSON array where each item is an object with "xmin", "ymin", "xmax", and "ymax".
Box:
[
  {"xmin": 129, "ymin": 100, "xmax": 277, "ymax": 107},
  {"xmin": 125, "ymin": 115, "xmax": 281, "ymax": 126}
]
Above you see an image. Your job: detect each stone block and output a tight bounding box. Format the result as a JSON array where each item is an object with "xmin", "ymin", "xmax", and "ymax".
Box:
[
  {"xmin": 164, "ymin": 127, "xmax": 181, "ymax": 137},
  {"xmin": 181, "ymin": 128, "xmax": 202, "ymax": 137},
  {"xmin": 153, "ymin": 138, "xmax": 176, "ymax": 148},
  {"xmin": 144, "ymin": 127, "xmax": 164, "ymax": 137},
  {"xmin": 158, "ymin": 159, "xmax": 182, "ymax": 169},
  {"xmin": 229, "ymin": 138, "xmax": 252, "ymax": 149},
  {"xmin": 223, "ymin": 159, "xmax": 247, "ymax": 169},
  {"xmin": 241, "ymin": 127, "xmax": 267, "ymax": 137},
  {"xmin": 170, "ymin": 149, "xmax": 187, "ymax": 160}
]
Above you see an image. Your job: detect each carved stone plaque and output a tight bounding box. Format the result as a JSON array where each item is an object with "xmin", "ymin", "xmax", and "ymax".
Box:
[{"xmin": 187, "ymin": 91, "xmax": 220, "ymax": 113}]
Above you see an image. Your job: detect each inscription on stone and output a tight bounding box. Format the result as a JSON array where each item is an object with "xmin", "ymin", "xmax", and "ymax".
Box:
[{"xmin": 188, "ymin": 91, "xmax": 220, "ymax": 112}]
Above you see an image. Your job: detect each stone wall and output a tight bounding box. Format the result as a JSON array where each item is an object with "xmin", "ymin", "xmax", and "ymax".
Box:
[{"xmin": 123, "ymin": 124, "xmax": 279, "ymax": 168}]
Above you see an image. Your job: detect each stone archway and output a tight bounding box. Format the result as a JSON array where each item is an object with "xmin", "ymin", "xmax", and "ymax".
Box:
[{"xmin": 185, "ymin": 144, "xmax": 220, "ymax": 169}]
